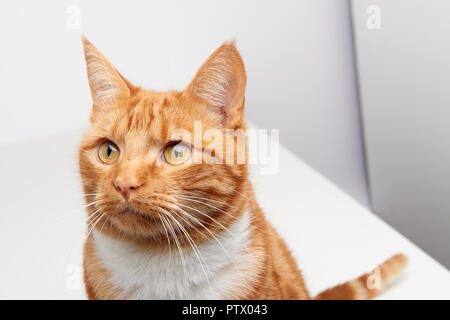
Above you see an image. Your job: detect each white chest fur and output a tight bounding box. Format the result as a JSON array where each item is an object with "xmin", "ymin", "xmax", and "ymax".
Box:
[{"xmin": 92, "ymin": 212, "xmax": 256, "ymax": 299}]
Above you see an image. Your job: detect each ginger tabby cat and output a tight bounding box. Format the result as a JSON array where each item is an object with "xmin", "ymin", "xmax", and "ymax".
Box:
[{"xmin": 79, "ymin": 37, "xmax": 408, "ymax": 300}]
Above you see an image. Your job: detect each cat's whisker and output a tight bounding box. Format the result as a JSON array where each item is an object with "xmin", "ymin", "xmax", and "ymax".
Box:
[
  {"xmin": 174, "ymin": 195, "xmax": 238, "ymax": 222},
  {"xmin": 175, "ymin": 194, "xmax": 273, "ymax": 238},
  {"xmin": 167, "ymin": 208, "xmax": 225, "ymax": 284},
  {"xmin": 175, "ymin": 191, "xmax": 253, "ymax": 223},
  {"xmin": 86, "ymin": 208, "xmax": 102, "ymax": 223},
  {"xmin": 173, "ymin": 208, "xmax": 261, "ymax": 291},
  {"xmin": 169, "ymin": 204, "xmax": 254, "ymax": 287},
  {"xmin": 87, "ymin": 210, "xmax": 103, "ymax": 229},
  {"xmin": 159, "ymin": 214, "xmax": 176, "ymax": 267},
  {"xmin": 228, "ymin": 187, "xmax": 252, "ymax": 201},
  {"xmin": 166, "ymin": 203, "xmax": 218, "ymax": 241},
  {"xmin": 170, "ymin": 203, "xmax": 239, "ymax": 269},
  {"xmin": 174, "ymin": 201, "xmax": 239, "ymax": 243},
  {"xmin": 85, "ymin": 200, "xmax": 100, "ymax": 207},
  {"xmin": 176, "ymin": 193, "xmax": 238, "ymax": 210},
  {"xmin": 99, "ymin": 211, "xmax": 114, "ymax": 233},
  {"xmin": 158, "ymin": 209, "xmax": 188, "ymax": 281},
  {"xmin": 87, "ymin": 211, "xmax": 107, "ymax": 239},
  {"xmin": 156, "ymin": 212, "xmax": 172, "ymax": 264},
  {"xmin": 178, "ymin": 188, "xmax": 251, "ymax": 204},
  {"xmin": 163, "ymin": 208, "xmax": 211, "ymax": 285}
]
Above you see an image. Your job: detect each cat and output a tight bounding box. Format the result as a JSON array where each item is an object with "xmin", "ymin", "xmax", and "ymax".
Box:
[{"xmin": 79, "ymin": 37, "xmax": 408, "ymax": 299}]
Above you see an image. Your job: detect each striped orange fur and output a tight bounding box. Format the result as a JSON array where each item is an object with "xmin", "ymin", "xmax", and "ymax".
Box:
[{"xmin": 79, "ymin": 37, "xmax": 408, "ymax": 300}]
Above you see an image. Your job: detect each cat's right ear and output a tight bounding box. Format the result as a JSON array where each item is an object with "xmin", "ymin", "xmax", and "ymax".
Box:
[
  {"xmin": 185, "ymin": 41, "xmax": 247, "ymax": 128},
  {"xmin": 82, "ymin": 37, "xmax": 130, "ymax": 115}
]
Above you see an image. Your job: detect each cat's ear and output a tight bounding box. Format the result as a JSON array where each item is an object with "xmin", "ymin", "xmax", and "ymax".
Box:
[
  {"xmin": 82, "ymin": 37, "xmax": 130, "ymax": 112},
  {"xmin": 185, "ymin": 41, "xmax": 247, "ymax": 127}
]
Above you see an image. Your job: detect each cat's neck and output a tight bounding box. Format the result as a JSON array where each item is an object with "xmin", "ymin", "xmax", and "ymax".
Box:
[{"xmin": 92, "ymin": 210, "xmax": 259, "ymax": 299}]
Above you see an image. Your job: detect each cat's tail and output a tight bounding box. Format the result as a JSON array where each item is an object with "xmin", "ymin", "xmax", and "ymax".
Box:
[{"xmin": 313, "ymin": 253, "xmax": 408, "ymax": 300}]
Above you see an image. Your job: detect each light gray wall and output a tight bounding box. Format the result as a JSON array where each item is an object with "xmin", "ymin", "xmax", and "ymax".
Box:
[
  {"xmin": 352, "ymin": 0, "xmax": 450, "ymax": 268},
  {"xmin": 0, "ymin": 0, "xmax": 368, "ymax": 206}
]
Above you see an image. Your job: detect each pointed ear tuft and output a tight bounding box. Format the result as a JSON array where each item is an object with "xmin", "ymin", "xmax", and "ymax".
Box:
[
  {"xmin": 186, "ymin": 41, "xmax": 247, "ymax": 125},
  {"xmin": 82, "ymin": 37, "xmax": 130, "ymax": 111}
]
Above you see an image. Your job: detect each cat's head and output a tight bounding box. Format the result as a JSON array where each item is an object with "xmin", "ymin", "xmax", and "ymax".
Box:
[{"xmin": 79, "ymin": 38, "xmax": 250, "ymax": 244}]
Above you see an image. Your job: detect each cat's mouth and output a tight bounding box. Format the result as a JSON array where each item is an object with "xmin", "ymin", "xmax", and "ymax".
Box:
[{"xmin": 121, "ymin": 205, "xmax": 157, "ymax": 222}]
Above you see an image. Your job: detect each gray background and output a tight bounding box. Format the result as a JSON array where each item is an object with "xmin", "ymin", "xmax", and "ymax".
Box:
[{"xmin": 352, "ymin": 0, "xmax": 450, "ymax": 268}]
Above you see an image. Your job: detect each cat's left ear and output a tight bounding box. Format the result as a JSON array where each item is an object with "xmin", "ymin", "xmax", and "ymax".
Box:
[
  {"xmin": 185, "ymin": 41, "xmax": 247, "ymax": 127},
  {"xmin": 82, "ymin": 37, "xmax": 131, "ymax": 115}
]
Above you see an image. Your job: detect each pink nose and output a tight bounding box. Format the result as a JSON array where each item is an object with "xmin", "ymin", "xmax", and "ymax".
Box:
[{"xmin": 114, "ymin": 179, "xmax": 143, "ymax": 200}]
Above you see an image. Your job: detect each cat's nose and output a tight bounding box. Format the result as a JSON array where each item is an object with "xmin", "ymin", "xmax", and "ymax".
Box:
[{"xmin": 114, "ymin": 179, "xmax": 143, "ymax": 200}]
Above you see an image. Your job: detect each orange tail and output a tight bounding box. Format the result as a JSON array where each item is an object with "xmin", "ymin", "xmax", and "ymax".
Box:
[{"xmin": 314, "ymin": 253, "xmax": 408, "ymax": 300}]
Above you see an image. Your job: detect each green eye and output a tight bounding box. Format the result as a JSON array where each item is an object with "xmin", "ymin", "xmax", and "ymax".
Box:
[
  {"xmin": 98, "ymin": 140, "xmax": 120, "ymax": 164},
  {"xmin": 163, "ymin": 143, "xmax": 191, "ymax": 165}
]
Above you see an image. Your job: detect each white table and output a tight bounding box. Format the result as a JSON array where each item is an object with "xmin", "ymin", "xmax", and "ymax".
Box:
[{"xmin": 0, "ymin": 127, "xmax": 449, "ymax": 299}]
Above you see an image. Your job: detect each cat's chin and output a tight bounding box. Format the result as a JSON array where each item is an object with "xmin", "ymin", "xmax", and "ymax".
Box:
[
  {"xmin": 104, "ymin": 205, "xmax": 164, "ymax": 238},
  {"xmin": 121, "ymin": 205, "xmax": 157, "ymax": 222}
]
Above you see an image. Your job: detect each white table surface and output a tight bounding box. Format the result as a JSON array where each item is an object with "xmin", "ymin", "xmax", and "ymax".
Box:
[{"xmin": 0, "ymin": 127, "xmax": 449, "ymax": 299}]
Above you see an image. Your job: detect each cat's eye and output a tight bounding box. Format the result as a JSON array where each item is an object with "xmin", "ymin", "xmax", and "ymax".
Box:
[
  {"xmin": 98, "ymin": 140, "xmax": 120, "ymax": 164},
  {"xmin": 163, "ymin": 142, "xmax": 191, "ymax": 165}
]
